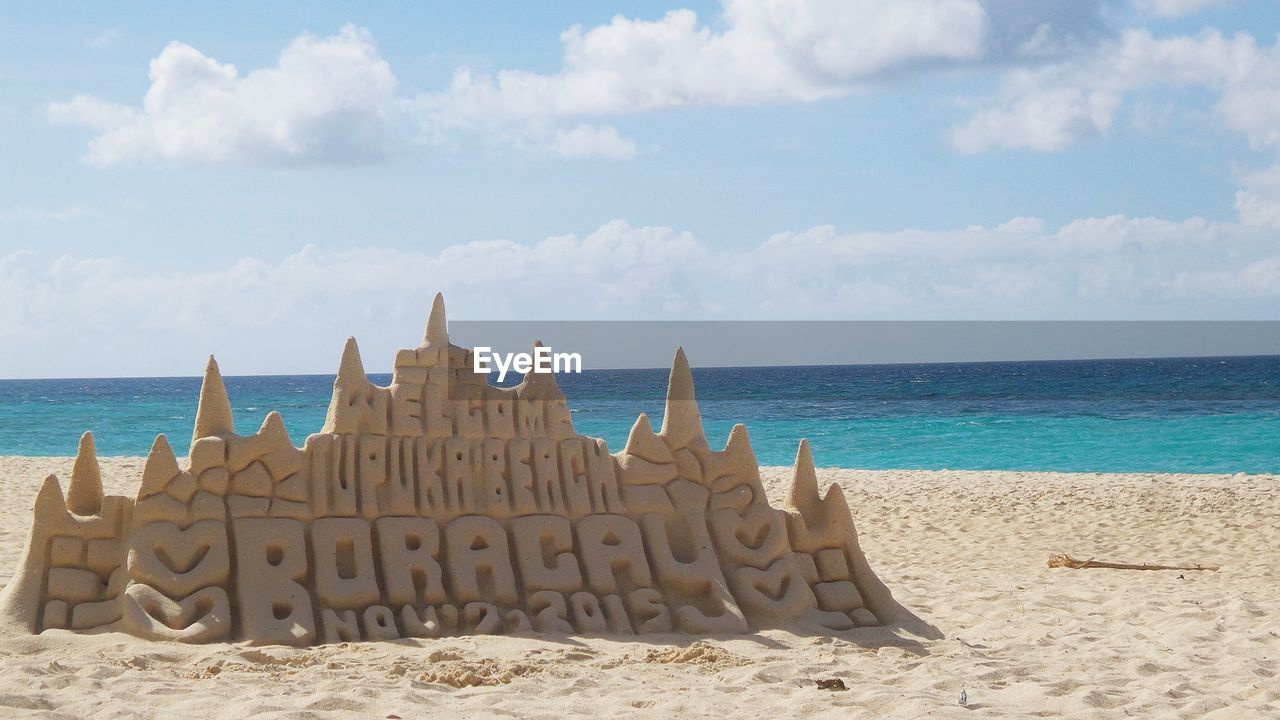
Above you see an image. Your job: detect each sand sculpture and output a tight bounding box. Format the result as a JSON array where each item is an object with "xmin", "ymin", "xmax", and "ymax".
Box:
[{"xmin": 0, "ymin": 294, "xmax": 900, "ymax": 645}]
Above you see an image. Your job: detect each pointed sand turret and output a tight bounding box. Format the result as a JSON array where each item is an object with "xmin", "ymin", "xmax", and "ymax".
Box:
[
  {"xmin": 785, "ymin": 438, "xmax": 856, "ymax": 545},
  {"xmin": 723, "ymin": 424, "xmax": 754, "ymax": 460},
  {"xmin": 336, "ymin": 336, "xmax": 367, "ymax": 383},
  {"xmin": 623, "ymin": 413, "xmax": 674, "ymax": 463},
  {"xmin": 138, "ymin": 434, "xmax": 180, "ymax": 499},
  {"xmin": 66, "ymin": 431, "xmax": 103, "ymax": 516},
  {"xmin": 517, "ymin": 340, "xmax": 564, "ymax": 397},
  {"xmin": 422, "ymin": 292, "xmax": 448, "ymax": 346},
  {"xmin": 193, "ymin": 355, "xmax": 235, "ymax": 444},
  {"xmin": 0, "ymin": 474, "xmax": 68, "ymax": 632},
  {"xmin": 322, "ymin": 337, "xmax": 375, "ymax": 435},
  {"xmin": 258, "ymin": 410, "xmax": 289, "ymax": 440},
  {"xmin": 659, "ymin": 347, "xmax": 705, "ymax": 449},
  {"xmin": 35, "ymin": 472, "xmax": 67, "ymax": 516},
  {"xmin": 715, "ymin": 423, "xmax": 766, "ymax": 499},
  {"xmin": 780, "ymin": 441, "xmax": 918, "ymax": 632},
  {"xmin": 786, "ymin": 439, "xmax": 822, "ymax": 518}
]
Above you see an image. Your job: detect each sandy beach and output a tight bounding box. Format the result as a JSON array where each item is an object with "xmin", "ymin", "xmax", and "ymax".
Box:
[{"xmin": 0, "ymin": 456, "xmax": 1272, "ymax": 719}]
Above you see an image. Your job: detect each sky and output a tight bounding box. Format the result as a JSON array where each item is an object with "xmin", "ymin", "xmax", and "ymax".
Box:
[{"xmin": 1, "ymin": 0, "xmax": 1279, "ymax": 377}]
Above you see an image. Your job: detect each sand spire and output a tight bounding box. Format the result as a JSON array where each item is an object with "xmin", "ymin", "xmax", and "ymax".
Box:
[
  {"xmin": 659, "ymin": 347, "xmax": 704, "ymax": 448},
  {"xmin": 623, "ymin": 413, "xmax": 673, "ymax": 462},
  {"xmin": 34, "ymin": 472, "xmax": 67, "ymax": 516},
  {"xmin": 724, "ymin": 423, "xmax": 752, "ymax": 458},
  {"xmin": 423, "ymin": 292, "xmax": 448, "ymax": 346},
  {"xmin": 336, "ymin": 337, "xmax": 367, "ymax": 383},
  {"xmin": 518, "ymin": 340, "xmax": 561, "ymax": 394},
  {"xmin": 322, "ymin": 337, "xmax": 377, "ymax": 435},
  {"xmin": 193, "ymin": 355, "xmax": 235, "ymax": 444},
  {"xmin": 786, "ymin": 439, "xmax": 821, "ymax": 518},
  {"xmin": 625, "ymin": 413, "xmax": 656, "ymax": 450},
  {"xmin": 785, "ymin": 438, "xmax": 857, "ymax": 549},
  {"xmin": 66, "ymin": 431, "xmax": 103, "ymax": 516},
  {"xmin": 138, "ymin": 434, "xmax": 180, "ymax": 499},
  {"xmin": 258, "ymin": 410, "xmax": 288, "ymax": 440}
]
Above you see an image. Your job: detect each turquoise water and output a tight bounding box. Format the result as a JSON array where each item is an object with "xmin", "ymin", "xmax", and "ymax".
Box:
[{"xmin": 1, "ymin": 356, "xmax": 1277, "ymax": 473}]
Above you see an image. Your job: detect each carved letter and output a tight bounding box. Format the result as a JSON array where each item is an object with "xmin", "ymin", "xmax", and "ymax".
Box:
[
  {"xmin": 444, "ymin": 516, "xmax": 517, "ymax": 606},
  {"xmin": 375, "ymin": 517, "xmax": 445, "ymax": 606},
  {"xmin": 510, "ymin": 515, "xmax": 582, "ymax": 593},
  {"xmin": 576, "ymin": 514, "xmax": 652, "ymax": 595},
  {"xmin": 312, "ymin": 518, "xmax": 380, "ymax": 610},
  {"xmin": 233, "ymin": 518, "xmax": 315, "ymax": 646}
]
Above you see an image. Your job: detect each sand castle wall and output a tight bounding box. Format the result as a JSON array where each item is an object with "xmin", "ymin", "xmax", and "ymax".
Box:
[{"xmin": 0, "ymin": 294, "xmax": 897, "ymax": 645}]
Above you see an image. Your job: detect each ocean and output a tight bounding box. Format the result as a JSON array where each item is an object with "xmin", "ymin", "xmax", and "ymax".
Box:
[{"xmin": 1, "ymin": 356, "xmax": 1277, "ymax": 473}]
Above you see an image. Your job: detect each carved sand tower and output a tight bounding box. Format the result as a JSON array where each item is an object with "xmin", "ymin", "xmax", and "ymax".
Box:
[{"xmin": 0, "ymin": 294, "xmax": 901, "ymax": 645}]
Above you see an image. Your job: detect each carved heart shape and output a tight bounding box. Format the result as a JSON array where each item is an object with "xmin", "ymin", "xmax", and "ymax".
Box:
[
  {"xmin": 709, "ymin": 507, "xmax": 788, "ymax": 567},
  {"xmin": 122, "ymin": 583, "xmax": 229, "ymax": 643},
  {"xmin": 129, "ymin": 520, "xmax": 230, "ymax": 598},
  {"xmin": 734, "ymin": 518, "xmax": 773, "ymax": 550},
  {"xmin": 733, "ymin": 559, "xmax": 815, "ymax": 618},
  {"xmin": 156, "ymin": 543, "xmax": 210, "ymax": 574},
  {"xmin": 734, "ymin": 506, "xmax": 786, "ymax": 550},
  {"xmin": 746, "ymin": 562, "xmax": 793, "ymax": 601}
]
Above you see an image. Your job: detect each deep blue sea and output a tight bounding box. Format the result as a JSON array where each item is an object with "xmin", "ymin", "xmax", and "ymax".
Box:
[{"xmin": 1, "ymin": 356, "xmax": 1277, "ymax": 473}]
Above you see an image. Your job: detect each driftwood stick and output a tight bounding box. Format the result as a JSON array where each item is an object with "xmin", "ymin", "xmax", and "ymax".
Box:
[{"xmin": 1047, "ymin": 553, "xmax": 1220, "ymax": 571}]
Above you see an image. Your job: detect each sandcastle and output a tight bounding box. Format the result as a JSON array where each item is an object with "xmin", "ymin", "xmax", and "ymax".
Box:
[{"xmin": 0, "ymin": 294, "xmax": 900, "ymax": 645}]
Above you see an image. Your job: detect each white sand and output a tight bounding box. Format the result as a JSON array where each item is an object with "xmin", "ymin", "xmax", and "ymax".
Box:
[{"xmin": 0, "ymin": 456, "xmax": 1275, "ymax": 719}]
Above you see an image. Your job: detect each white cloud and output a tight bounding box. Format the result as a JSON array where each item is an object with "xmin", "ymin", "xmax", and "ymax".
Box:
[
  {"xmin": 422, "ymin": 1, "xmax": 987, "ymax": 118},
  {"xmin": 1235, "ymin": 163, "xmax": 1280, "ymax": 228},
  {"xmin": 50, "ymin": 4, "xmax": 1123, "ymax": 162},
  {"xmin": 951, "ymin": 28, "xmax": 1280, "ymax": 153},
  {"xmin": 414, "ymin": 0, "xmax": 989, "ymax": 151},
  {"xmin": 549, "ymin": 124, "xmax": 638, "ymax": 159},
  {"xmin": 951, "ymin": 85, "xmax": 1120, "ymax": 152},
  {"xmin": 1134, "ymin": 0, "xmax": 1232, "ymax": 18},
  {"xmin": 5, "ymin": 209, "xmax": 1280, "ymax": 376},
  {"xmin": 46, "ymin": 4, "xmax": 1276, "ymax": 166},
  {"xmin": 49, "ymin": 25, "xmax": 399, "ymax": 166},
  {"xmin": 50, "ymin": 4, "xmax": 1008, "ymax": 166}
]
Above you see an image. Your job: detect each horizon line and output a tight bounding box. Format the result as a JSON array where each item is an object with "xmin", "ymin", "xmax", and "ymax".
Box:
[{"xmin": 2, "ymin": 351, "xmax": 1276, "ymax": 383}]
